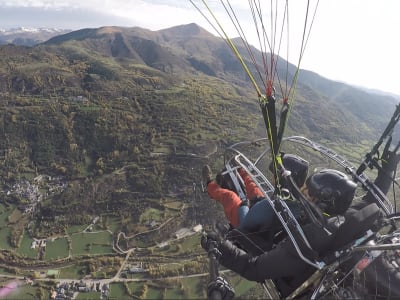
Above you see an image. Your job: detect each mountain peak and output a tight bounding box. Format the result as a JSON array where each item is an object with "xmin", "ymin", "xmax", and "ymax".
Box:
[
  {"xmin": 159, "ymin": 23, "xmax": 214, "ymax": 38},
  {"xmin": 96, "ymin": 26, "xmax": 124, "ymax": 34}
]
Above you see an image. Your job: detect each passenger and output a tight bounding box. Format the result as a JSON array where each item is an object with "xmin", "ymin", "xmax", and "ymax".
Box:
[{"xmin": 202, "ymin": 154, "xmax": 308, "ymax": 229}]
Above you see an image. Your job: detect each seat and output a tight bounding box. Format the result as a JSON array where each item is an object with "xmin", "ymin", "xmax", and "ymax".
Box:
[{"xmin": 325, "ymin": 203, "xmax": 382, "ymax": 253}]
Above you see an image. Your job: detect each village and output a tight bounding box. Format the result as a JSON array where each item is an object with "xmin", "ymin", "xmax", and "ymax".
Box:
[
  {"xmin": 5, "ymin": 174, "xmax": 67, "ymax": 215},
  {"xmin": 51, "ymin": 281, "xmax": 110, "ymax": 300}
]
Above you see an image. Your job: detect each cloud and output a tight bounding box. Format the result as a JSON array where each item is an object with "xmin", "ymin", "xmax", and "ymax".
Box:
[
  {"xmin": 0, "ymin": 0, "xmax": 206, "ymax": 30},
  {"xmin": 0, "ymin": 0, "xmax": 80, "ymax": 9},
  {"xmin": 0, "ymin": 6, "xmax": 133, "ymax": 29},
  {"xmin": 112, "ymin": 1, "xmax": 204, "ymax": 30}
]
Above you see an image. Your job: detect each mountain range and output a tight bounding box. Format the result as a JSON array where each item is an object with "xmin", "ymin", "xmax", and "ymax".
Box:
[
  {"xmin": 0, "ymin": 27, "xmax": 71, "ymax": 46},
  {"xmin": 0, "ymin": 23, "xmax": 398, "ymax": 228}
]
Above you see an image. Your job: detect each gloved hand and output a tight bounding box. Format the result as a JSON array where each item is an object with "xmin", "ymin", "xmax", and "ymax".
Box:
[
  {"xmin": 201, "ymin": 231, "xmax": 220, "ymax": 252},
  {"xmin": 208, "ymin": 276, "xmax": 235, "ymax": 300}
]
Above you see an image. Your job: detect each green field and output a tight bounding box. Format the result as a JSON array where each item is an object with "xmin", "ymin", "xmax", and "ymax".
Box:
[
  {"xmin": 109, "ymin": 282, "xmax": 130, "ymax": 299},
  {"xmin": 71, "ymin": 231, "xmax": 113, "ymax": 256},
  {"xmin": 179, "ymin": 234, "xmax": 202, "ymax": 252},
  {"xmin": 59, "ymin": 265, "xmax": 85, "ymax": 279},
  {"xmin": 0, "ymin": 204, "xmax": 11, "ymax": 227},
  {"xmin": 17, "ymin": 234, "xmax": 37, "ymax": 259},
  {"xmin": 0, "ymin": 205, "xmax": 17, "ymax": 252},
  {"xmin": 0, "ymin": 227, "xmax": 12, "ymax": 249},
  {"xmin": 146, "ymin": 286, "xmax": 164, "ymax": 299},
  {"xmin": 75, "ymin": 291, "xmax": 101, "ymax": 299},
  {"xmin": 45, "ymin": 237, "xmax": 69, "ymax": 260},
  {"xmin": 66, "ymin": 225, "xmax": 87, "ymax": 235}
]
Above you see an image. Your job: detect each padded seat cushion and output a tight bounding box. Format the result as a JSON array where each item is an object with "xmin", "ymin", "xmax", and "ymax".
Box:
[{"xmin": 328, "ymin": 203, "xmax": 381, "ymax": 251}]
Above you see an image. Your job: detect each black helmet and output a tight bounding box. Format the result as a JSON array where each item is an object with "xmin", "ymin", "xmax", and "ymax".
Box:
[
  {"xmin": 306, "ymin": 169, "xmax": 357, "ymax": 215},
  {"xmin": 282, "ymin": 154, "xmax": 309, "ymax": 187}
]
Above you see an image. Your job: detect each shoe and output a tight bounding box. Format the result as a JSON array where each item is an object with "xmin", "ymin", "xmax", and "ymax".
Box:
[{"xmin": 202, "ymin": 165, "xmax": 212, "ymax": 184}]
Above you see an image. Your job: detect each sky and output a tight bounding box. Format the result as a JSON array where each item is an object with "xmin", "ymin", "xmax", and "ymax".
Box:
[{"xmin": 1, "ymin": 0, "xmax": 400, "ymax": 97}]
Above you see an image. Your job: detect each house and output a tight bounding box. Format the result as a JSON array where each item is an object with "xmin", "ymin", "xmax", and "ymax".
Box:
[
  {"xmin": 193, "ymin": 224, "xmax": 203, "ymax": 232},
  {"xmin": 157, "ymin": 241, "xmax": 168, "ymax": 248},
  {"xmin": 31, "ymin": 240, "xmax": 37, "ymax": 249},
  {"xmin": 174, "ymin": 228, "xmax": 191, "ymax": 239},
  {"xmin": 78, "ymin": 286, "xmax": 90, "ymax": 292},
  {"xmin": 129, "ymin": 265, "xmax": 146, "ymax": 273},
  {"xmin": 78, "ymin": 282, "xmax": 89, "ymax": 292}
]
